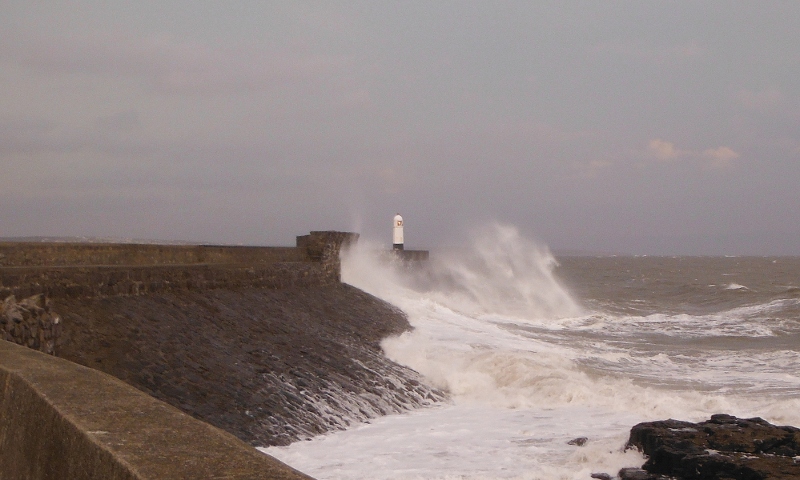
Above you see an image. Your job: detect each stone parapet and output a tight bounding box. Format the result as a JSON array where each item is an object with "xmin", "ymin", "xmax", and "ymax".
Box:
[
  {"xmin": 0, "ymin": 231, "xmax": 358, "ymax": 300},
  {"xmin": 0, "ymin": 263, "xmax": 331, "ymax": 300},
  {"xmin": 0, "ymin": 340, "xmax": 312, "ymax": 480},
  {"xmin": 0, "ymin": 243, "xmax": 305, "ymax": 267},
  {"xmin": 296, "ymin": 231, "xmax": 359, "ymax": 282}
]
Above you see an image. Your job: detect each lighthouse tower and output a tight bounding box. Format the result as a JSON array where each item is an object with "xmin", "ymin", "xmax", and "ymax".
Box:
[{"xmin": 392, "ymin": 214, "xmax": 404, "ymax": 251}]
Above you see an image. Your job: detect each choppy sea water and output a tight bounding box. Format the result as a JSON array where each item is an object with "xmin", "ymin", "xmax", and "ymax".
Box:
[{"xmin": 262, "ymin": 225, "xmax": 800, "ymax": 480}]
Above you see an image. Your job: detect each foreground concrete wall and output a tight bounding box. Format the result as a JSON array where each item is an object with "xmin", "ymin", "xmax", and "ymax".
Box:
[{"xmin": 0, "ymin": 340, "xmax": 312, "ymax": 480}]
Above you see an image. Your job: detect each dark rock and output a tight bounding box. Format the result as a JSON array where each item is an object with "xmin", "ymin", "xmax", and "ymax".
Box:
[
  {"xmin": 2, "ymin": 294, "xmax": 61, "ymax": 355},
  {"xmin": 618, "ymin": 468, "xmax": 665, "ymax": 480},
  {"xmin": 590, "ymin": 473, "xmax": 612, "ymax": 480},
  {"xmin": 568, "ymin": 436, "xmax": 588, "ymax": 446},
  {"xmin": 626, "ymin": 415, "xmax": 800, "ymax": 479}
]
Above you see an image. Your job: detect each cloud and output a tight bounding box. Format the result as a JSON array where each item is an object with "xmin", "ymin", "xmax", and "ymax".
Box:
[
  {"xmin": 646, "ymin": 138, "xmax": 739, "ymax": 169},
  {"xmin": 702, "ymin": 146, "xmax": 739, "ymax": 168},
  {"xmin": 572, "ymin": 159, "xmax": 613, "ymax": 178},
  {"xmin": 648, "ymin": 139, "xmax": 682, "ymax": 161}
]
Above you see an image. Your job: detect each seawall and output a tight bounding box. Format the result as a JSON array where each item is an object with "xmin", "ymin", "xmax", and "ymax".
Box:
[
  {"xmin": 54, "ymin": 284, "xmax": 444, "ymax": 447},
  {"xmin": 0, "ymin": 231, "xmax": 357, "ymax": 355},
  {"xmin": 0, "ymin": 231, "xmax": 357, "ymax": 301},
  {"xmin": 0, "ymin": 339, "xmax": 312, "ymax": 480},
  {"xmin": 0, "ymin": 232, "xmax": 444, "ymax": 478}
]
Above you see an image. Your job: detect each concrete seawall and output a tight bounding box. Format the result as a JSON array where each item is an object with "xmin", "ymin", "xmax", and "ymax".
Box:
[
  {"xmin": 0, "ymin": 231, "xmax": 444, "ymax": 478},
  {"xmin": 0, "ymin": 339, "xmax": 312, "ymax": 480}
]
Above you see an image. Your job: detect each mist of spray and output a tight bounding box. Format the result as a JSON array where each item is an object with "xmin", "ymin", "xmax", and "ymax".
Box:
[
  {"xmin": 422, "ymin": 223, "xmax": 580, "ymax": 319},
  {"xmin": 342, "ymin": 222, "xmax": 581, "ymax": 321}
]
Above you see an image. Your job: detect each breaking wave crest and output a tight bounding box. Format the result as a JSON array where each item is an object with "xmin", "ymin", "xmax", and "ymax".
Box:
[{"xmin": 342, "ymin": 223, "xmax": 580, "ymax": 320}]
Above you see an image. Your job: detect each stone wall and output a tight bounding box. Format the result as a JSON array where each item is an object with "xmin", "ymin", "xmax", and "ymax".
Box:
[
  {"xmin": 0, "ymin": 243, "xmax": 305, "ymax": 267},
  {"xmin": 0, "ymin": 231, "xmax": 358, "ymax": 358},
  {"xmin": 0, "ymin": 339, "xmax": 312, "ymax": 480},
  {"xmin": 1, "ymin": 294, "xmax": 61, "ymax": 355},
  {"xmin": 0, "ymin": 230, "xmax": 429, "ymax": 479},
  {"xmin": 296, "ymin": 231, "xmax": 359, "ymax": 282},
  {"xmin": 0, "ymin": 263, "xmax": 331, "ymax": 301},
  {"xmin": 0, "ymin": 231, "xmax": 358, "ymax": 301}
]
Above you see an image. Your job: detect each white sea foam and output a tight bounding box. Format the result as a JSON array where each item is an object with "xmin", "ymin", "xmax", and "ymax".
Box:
[
  {"xmin": 527, "ymin": 297, "xmax": 800, "ymax": 339},
  {"xmin": 263, "ymin": 224, "xmax": 800, "ymax": 479},
  {"xmin": 262, "ymin": 404, "xmax": 647, "ymax": 480}
]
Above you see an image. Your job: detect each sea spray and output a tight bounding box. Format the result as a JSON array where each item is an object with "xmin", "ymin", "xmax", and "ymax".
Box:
[
  {"xmin": 265, "ymin": 227, "xmax": 800, "ymax": 479},
  {"xmin": 422, "ymin": 224, "xmax": 581, "ymax": 319},
  {"xmin": 342, "ymin": 224, "xmax": 592, "ymax": 404},
  {"xmin": 342, "ymin": 223, "xmax": 580, "ymax": 318}
]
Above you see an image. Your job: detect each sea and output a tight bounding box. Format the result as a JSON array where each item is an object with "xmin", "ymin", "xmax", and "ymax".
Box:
[{"xmin": 262, "ymin": 224, "xmax": 800, "ymax": 480}]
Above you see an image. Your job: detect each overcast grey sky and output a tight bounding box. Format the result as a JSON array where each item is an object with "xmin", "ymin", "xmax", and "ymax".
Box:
[{"xmin": 1, "ymin": 2, "xmax": 798, "ymax": 254}]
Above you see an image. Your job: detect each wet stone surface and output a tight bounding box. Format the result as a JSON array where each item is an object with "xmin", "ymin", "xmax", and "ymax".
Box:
[{"xmin": 55, "ymin": 284, "xmax": 445, "ymax": 447}]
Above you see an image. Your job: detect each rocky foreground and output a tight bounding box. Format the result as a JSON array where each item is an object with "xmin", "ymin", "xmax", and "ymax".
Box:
[
  {"xmin": 609, "ymin": 414, "xmax": 800, "ymax": 480},
  {"xmin": 53, "ymin": 284, "xmax": 445, "ymax": 446}
]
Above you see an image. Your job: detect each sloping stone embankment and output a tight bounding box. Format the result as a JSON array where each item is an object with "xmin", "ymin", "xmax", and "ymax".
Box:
[{"xmin": 55, "ymin": 283, "xmax": 445, "ymax": 447}]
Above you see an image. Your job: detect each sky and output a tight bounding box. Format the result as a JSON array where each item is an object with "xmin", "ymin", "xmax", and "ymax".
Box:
[{"xmin": 1, "ymin": 2, "xmax": 799, "ymax": 255}]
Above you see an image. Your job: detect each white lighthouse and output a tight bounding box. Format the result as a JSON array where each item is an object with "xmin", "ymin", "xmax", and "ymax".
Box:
[{"xmin": 393, "ymin": 214, "xmax": 404, "ymax": 250}]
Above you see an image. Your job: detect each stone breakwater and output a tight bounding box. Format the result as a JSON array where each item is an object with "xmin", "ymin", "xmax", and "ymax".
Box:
[
  {"xmin": 0, "ymin": 231, "xmax": 359, "ymax": 359},
  {"xmin": 0, "ymin": 231, "xmax": 358, "ymax": 300},
  {"xmin": 1, "ymin": 231, "xmax": 445, "ymax": 461}
]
